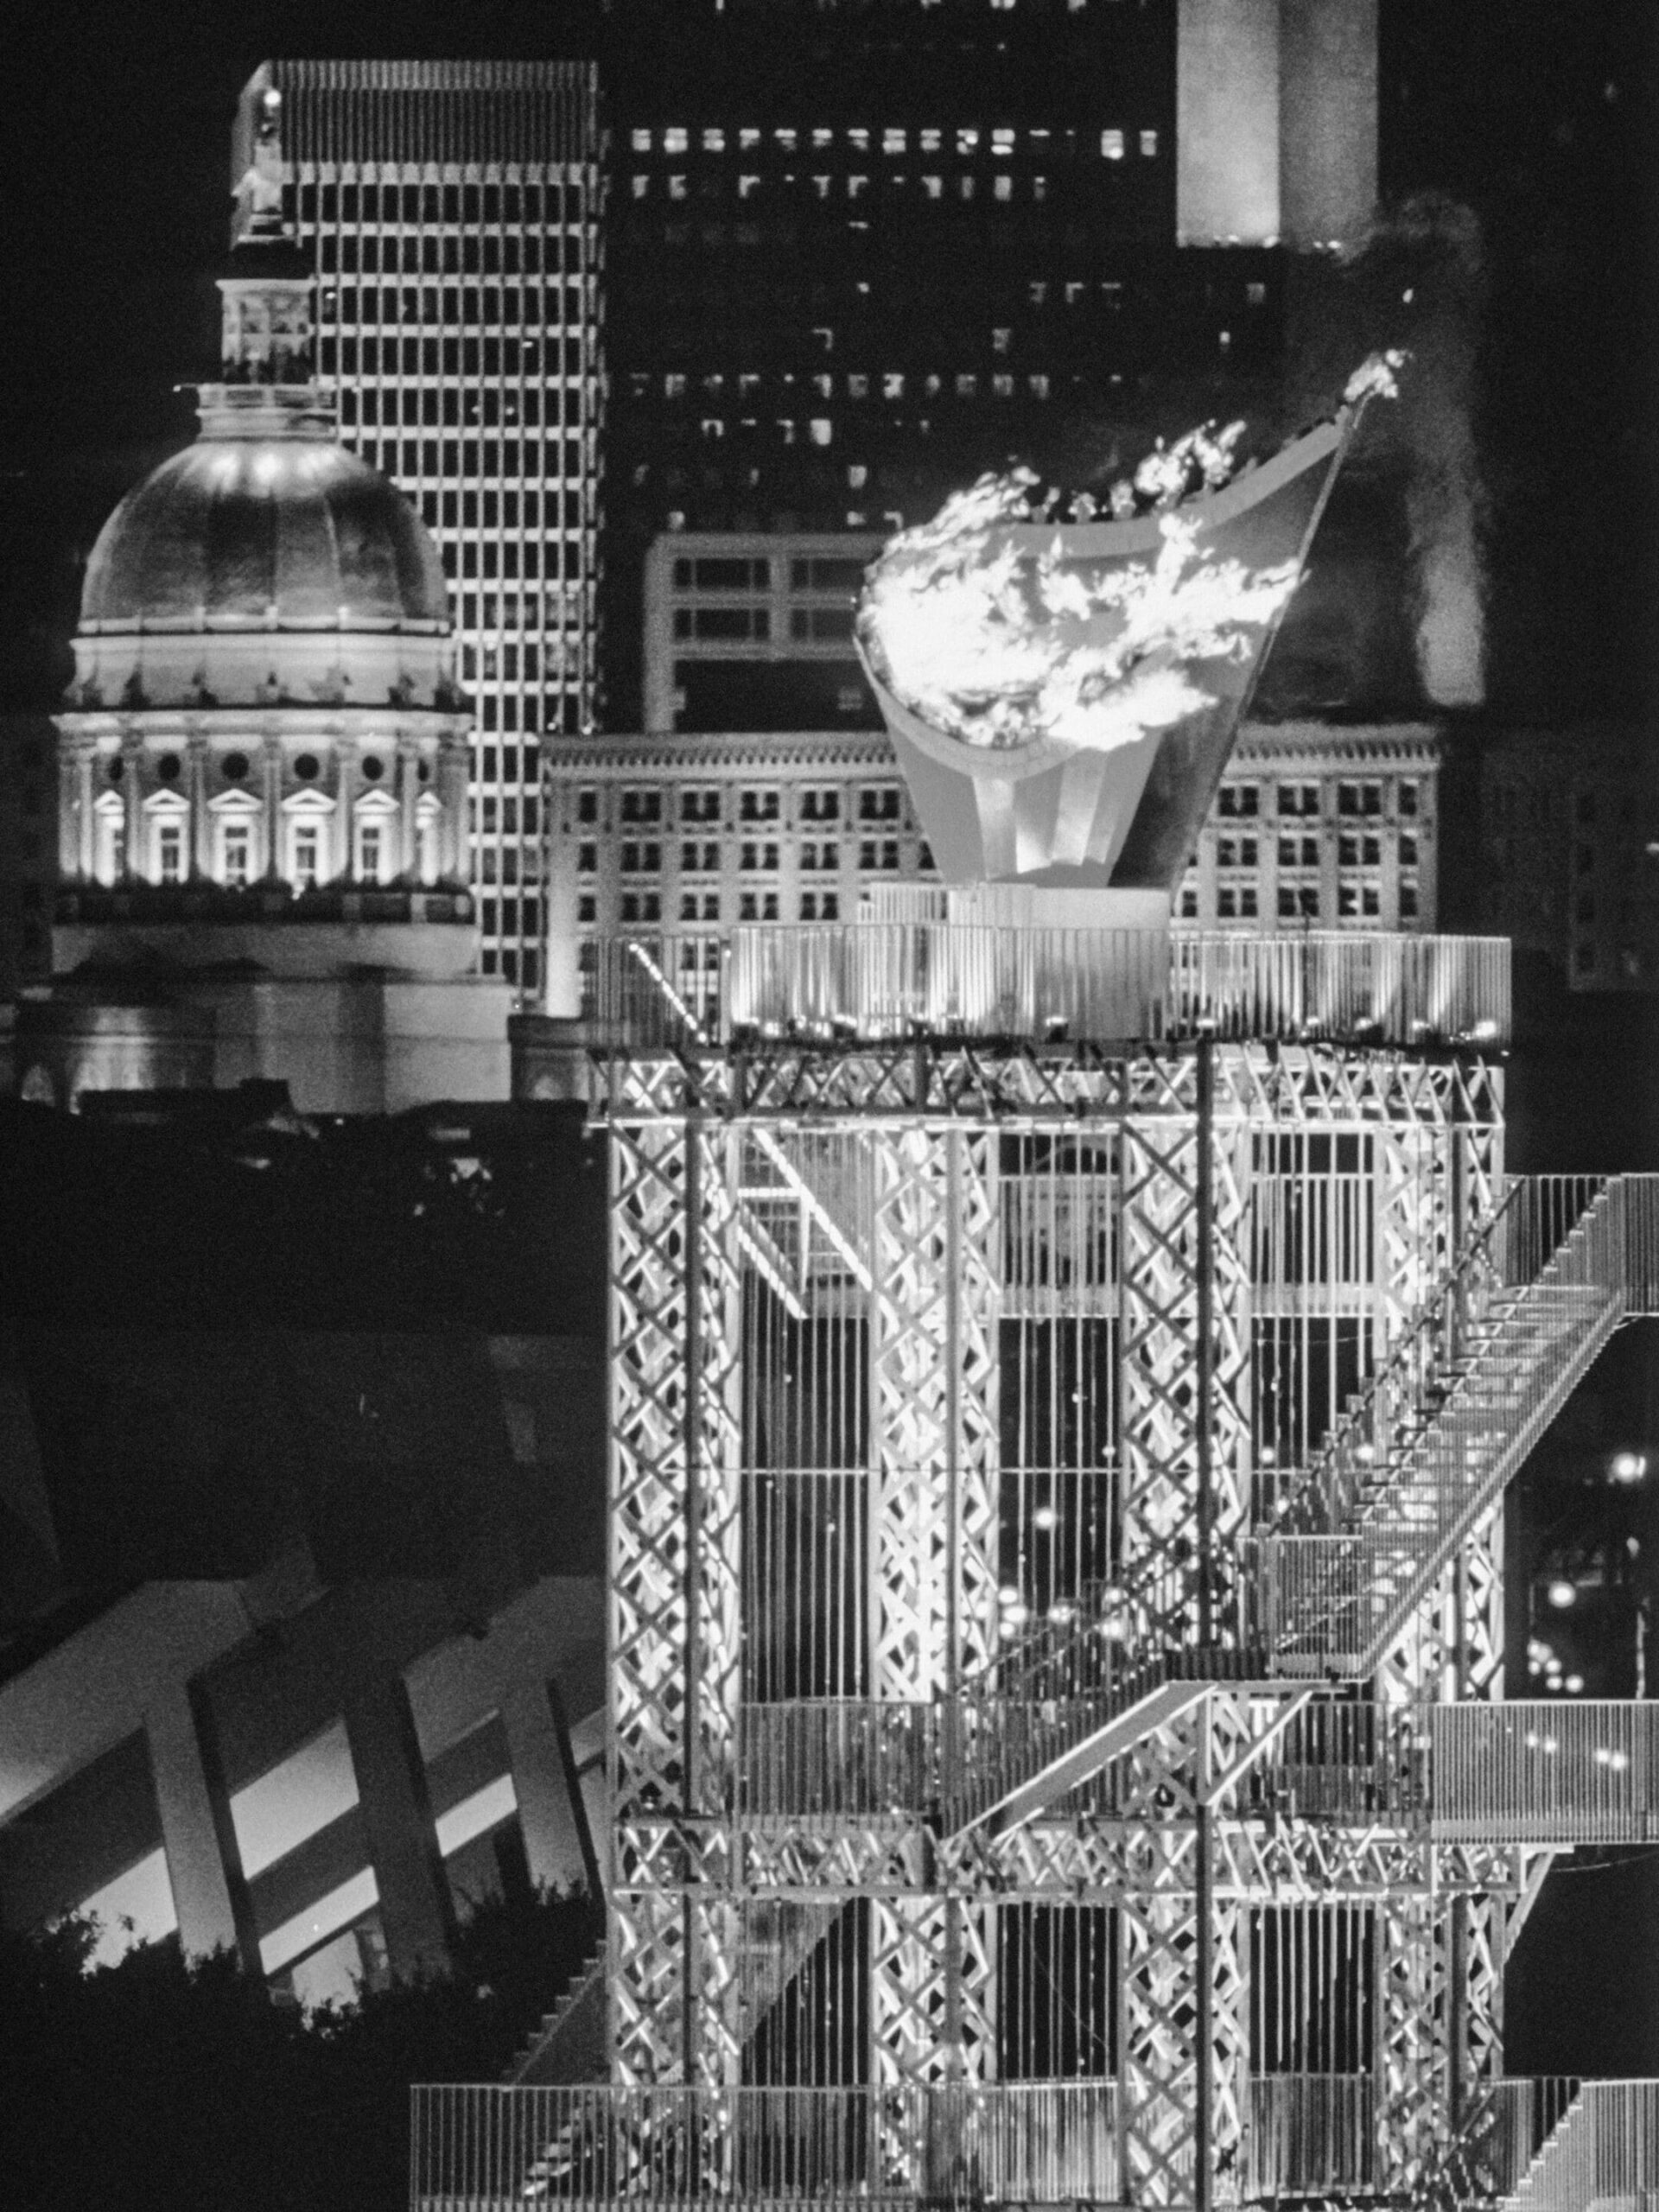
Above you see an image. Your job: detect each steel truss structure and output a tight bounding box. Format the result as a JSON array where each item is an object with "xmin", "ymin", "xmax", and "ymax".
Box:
[{"xmin": 594, "ymin": 1014, "xmax": 1601, "ymax": 2208}]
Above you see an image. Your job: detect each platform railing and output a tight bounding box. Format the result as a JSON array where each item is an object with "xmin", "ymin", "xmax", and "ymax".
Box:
[
  {"xmin": 1502, "ymin": 2080, "xmax": 1659, "ymax": 2212},
  {"xmin": 1431, "ymin": 1703, "xmax": 1659, "ymax": 1844},
  {"xmin": 410, "ymin": 2080, "xmax": 1121, "ymax": 2209},
  {"xmin": 1249, "ymin": 1180, "xmax": 1627, "ymax": 1673},
  {"xmin": 588, "ymin": 926, "xmax": 1511, "ymax": 1052},
  {"xmin": 1246, "ymin": 2075, "xmax": 1377, "ymax": 2197},
  {"xmin": 1457, "ymin": 2077, "xmax": 1583, "ymax": 2201}
]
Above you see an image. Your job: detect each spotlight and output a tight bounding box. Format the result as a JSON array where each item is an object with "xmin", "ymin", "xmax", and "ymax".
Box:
[
  {"xmin": 1547, "ymin": 1580, "xmax": 1577, "ymax": 1610},
  {"xmin": 1565, "ymin": 1675, "xmax": 1584, "ymax": 1694},
  {"xmin": 1032, "ymin": 1505, "xmax": 1058, "ymax": 1532},
  {"xmin": 1610, "ymin": 1450, "xmax": 1647, "ymax": 1484}
]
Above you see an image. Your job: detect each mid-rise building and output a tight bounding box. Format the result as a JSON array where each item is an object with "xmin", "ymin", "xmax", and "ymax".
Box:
[
  {"xmin": 537, "ymin": 722, "xmax": 1440, "ymax": 1041},
  {"xmin": 644, "ymin": 530, "xmax": 884, "ymax": 737},
  {"xmin": 239, "ymin": 60, "xmax": 605, "ymax": 997},
  {"xmin": 1478, "ymin": 725, "xmax": 1659, "ymax": 993}
]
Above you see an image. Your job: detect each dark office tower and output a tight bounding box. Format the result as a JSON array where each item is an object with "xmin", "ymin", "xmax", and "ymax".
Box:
[
  {"xmin": 598, "ymin": 0, "xmax": 1376, "ymax": 729},
  {"xmin": 238, "ymin": 62, "xmax": 604, "ymax": 997}
]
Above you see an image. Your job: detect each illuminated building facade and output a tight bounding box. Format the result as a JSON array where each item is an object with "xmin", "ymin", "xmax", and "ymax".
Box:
[
  {"xmin": 600, "ymin": 0, "xmax": 1376, "ymax": 728},
  {"xmin": 16, "ymin": 127, "xmax": 512, "ymax": 1113},
  {"xmin": 533, "ymin": 722, "xmax": 1440, "ymax": 1048},
  {"xmin": 238, "ymin": 60, "xmax": 605, "ymax": 997}
]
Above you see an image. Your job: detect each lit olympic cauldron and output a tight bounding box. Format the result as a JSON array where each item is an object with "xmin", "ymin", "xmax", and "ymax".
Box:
[{"xmin": 855, "ymin": 358, "xmax": 1401, "ymax": 892}]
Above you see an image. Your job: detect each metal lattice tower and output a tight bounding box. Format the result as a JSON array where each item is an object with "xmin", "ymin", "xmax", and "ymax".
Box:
[{"xmin": 582, "ymin": 911, "xmax": 1642, "ymax": 2208}]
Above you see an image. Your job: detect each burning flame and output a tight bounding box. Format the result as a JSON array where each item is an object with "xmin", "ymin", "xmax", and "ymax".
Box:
[
  {"xmin": 858, "ymin": 367, "xmax": 1403, "ymax": 759},
  {"xmin": 858, "ymin": 481, "xmax": 1300, "ymax": 756}
]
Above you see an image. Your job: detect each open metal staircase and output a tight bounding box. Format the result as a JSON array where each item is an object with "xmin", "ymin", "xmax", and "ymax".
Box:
[
  {"xmin": 1252, "ymin": 1179, "xmax": 1628, "ymax": 1675},
  {"xmin": 1500, "ymin": 2081, "xmax": 1659, "ymax": 2212}
]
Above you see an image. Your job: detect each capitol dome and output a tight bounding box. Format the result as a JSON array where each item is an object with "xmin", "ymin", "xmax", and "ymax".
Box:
[
  {"xmin": 68, "ymin": 387, "xmax": 459, "ymax": 715},
  {"xmin": 80, "ymin": 428, "xmax": 449, "ymax": 639}
]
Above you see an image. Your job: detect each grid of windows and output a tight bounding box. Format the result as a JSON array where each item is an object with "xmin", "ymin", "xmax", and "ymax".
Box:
[
  {"xmin": 255, "ymin": 60, "xmax": 603, "ymax": 1001},
  {"xmin": 552, "ymin": 734, "xmax": 1440, "ymax": 1000}
]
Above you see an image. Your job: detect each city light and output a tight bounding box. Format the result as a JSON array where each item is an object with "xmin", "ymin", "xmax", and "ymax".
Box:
[
  {"xmin": 1547, "ymin": 1579, "xmax": 1578, "ymax": 1609},
  {"xmin": 1610, "ymin": 1449, "xmax": 1647, "ymax": 1483}
]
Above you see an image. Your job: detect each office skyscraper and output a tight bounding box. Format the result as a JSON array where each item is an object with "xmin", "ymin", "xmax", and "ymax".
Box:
[
  {"xmin": 598, "ymin": 0, "xmax": 1376, "ymax": 727},
  {"xmin": 238, "ymin": 60, "xmax": 604, "ymax": 996}
]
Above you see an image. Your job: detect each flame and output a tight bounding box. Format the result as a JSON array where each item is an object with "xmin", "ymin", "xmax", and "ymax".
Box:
[{"xmin": 859, "ymin": 496, "xmax": 1299, "ymax": 756}]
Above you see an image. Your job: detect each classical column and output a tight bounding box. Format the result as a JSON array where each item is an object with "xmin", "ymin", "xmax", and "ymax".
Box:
[
  {"xmin": 341, "ymin": 1672, "xmax": 459, "ymax": 1984},
  {"xmin": 260, "ymin": 734, "xmax": 283, "ymax": 882},
  {"xmin": 63, "ymin": 740, "xmax": 92, "ymax": 879},
  {"xmin": 187, "ymin": 731, "xmax": 212, "ymax": 880},
  {"xmin": 437, "ymin": 734, "xmax": 470, "ymax": 883},
  {"xmin": 397, "ymin": 735, "xmax": 421, "ymax": 880},
  {"xmin": 120, "ymin": 730, "xmax": 143, "ymax": 880},
  {"xmin": 334, "ymin": 734, "xmax": 358, "ymax": 880}
]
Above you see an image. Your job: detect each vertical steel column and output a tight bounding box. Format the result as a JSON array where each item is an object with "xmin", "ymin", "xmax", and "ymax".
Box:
[{"xmin": 1197, "ymin": 1034, "xmax": 1216, "ymax": 1649}]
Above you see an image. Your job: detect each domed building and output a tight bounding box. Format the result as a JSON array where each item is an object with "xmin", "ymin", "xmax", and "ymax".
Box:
[{"xmin": 18, "ymin": 129, "xmax": 511, "ymax": 1112}]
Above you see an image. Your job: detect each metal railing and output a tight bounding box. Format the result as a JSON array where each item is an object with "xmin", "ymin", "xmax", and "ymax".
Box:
[
  {"xmin": 1246, "ymin": 2075, "xmax": 1376, "ymax": 2197},
  {"xmin": 1249, "ymin": 1179, "xmax": 1627, "ymax": 1673},
  {"xmin": 1457, "ymin": 2078, "xmax": 1583, "ymax": 2201},
  {"xmin": 1167, "ymin": 930, "xmax": 1510, "ymax": 1048},
  {"xmin": 410, "ymin": 2080, "xmax": 1121, "ymax": 2209},
  {"xmin": 736, "ymin": 1687, "xmax": 1433, "ymax": 1829},
  {"xmin": 1431, "ymin": 1704, "xmax": 1659, "ymax": 1844},
  {"xmin": 586, "ymin": 926, "xmax": 1511, "ymax": 1053},
  {"xmin": 1503, "ymin": 2080, "xmax": 1659, "ymax": 2212}
]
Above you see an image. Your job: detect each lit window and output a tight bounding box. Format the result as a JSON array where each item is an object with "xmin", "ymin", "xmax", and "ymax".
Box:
[
  {"xmin": 883, "ymin": 372, "xmax": 905, "ymax": 398},
  {"xmin": 883, "ymin": 129, "xmax": 906, "ymax": 155},
  {"xmin": 664, "ymin": 126, "xmax": 688, "ymax": 154},
  {"xmin": 631, "ymin": 128, "xmax": 652, "ymax": 153},
  {"xmin": 810, "ymin": 418, "xmax": 833, "ymax": 445},
  {"xmin": 358, "ymin": 822, "xmax": 386, "ymax": 883},
  {"xmin": 221, "ymin": 823, "xmax": 252, "ymax": 888},
  {"xmin": 1101, "ymin": 130, "xmax": 1125, "ymax": 160},
  {"xmin": 702, "ymin": 126, "xmax": 724, "ymax": 152},
  {"xmin": 992, "ymin": 128, "xmax": 1015, "ymax": 156},
  {"xmin": 920, "ymin": 128, "xmax": 941, "ymax": 153},
  {"xmin": 156, "ymin": 822, "xmax": 185, "ymax": 884},
  {"xmin": 957, "ymin": 127, "xmax": 979, "ymax": 155},
  {"xmin": 292, "ymin": 824, "xmax": 321, "ymax": 890},
  {"xmin": 740, "ymin": 126, "xmax": 760, "ymax": 149},
  {"xmin": 1140, "ymin": 129, "xmax": 1159, "ymax": 156},
  {"xmin": 993, "ymin": 175, "xmax": 1012, "ymax": 200},
  {"xmin": 923, "ymin": 175, "xmax": 944, "ymax": 199}
]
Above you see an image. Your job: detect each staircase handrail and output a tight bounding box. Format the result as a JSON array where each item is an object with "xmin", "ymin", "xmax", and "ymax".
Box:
[{"xmin": 1268, "ymin": 1177, "xmax": 1611, "ymax": 1541}]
